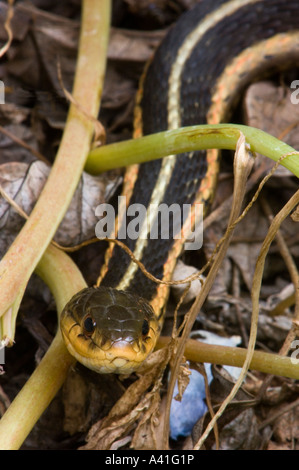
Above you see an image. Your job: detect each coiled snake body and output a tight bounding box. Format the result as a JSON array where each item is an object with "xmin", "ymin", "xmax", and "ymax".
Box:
[{"xmin": 60, "ymin": 0, "xmax": 299, "ymax": 373}]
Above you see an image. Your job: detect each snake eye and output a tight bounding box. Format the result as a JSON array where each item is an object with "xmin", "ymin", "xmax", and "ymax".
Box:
[
  {"xmin": 83, "ymin": 316, "xmax": 96, "ymax": 336},
  {"xmin": 142, "ymin": 319, "xmax": 150, "ymax": 337}
]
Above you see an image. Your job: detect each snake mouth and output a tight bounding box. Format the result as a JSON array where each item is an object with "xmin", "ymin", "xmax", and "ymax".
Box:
[
  {"xmin": 60, "ymin": 287, "xmax": 160, "ymax": 374},
  {"xmin": 61, "ymin": 318, "xmax": 158, "ymax": 374}
]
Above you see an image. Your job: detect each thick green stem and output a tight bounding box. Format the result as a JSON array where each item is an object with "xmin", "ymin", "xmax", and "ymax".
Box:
[
  {"xmin": 157, "ymin": 337, "xmax": 299, "ymax": 380},
  {"xmin": 85, "ymin": 124, "xmax": 299, "ymax": 177},
  {"xmin": 0, "ymin": 245, "xmax": 87, "ymax": 450},
  {"xmin": 0, "ymin": 332, "xmax": 74, "ymax": 450}
]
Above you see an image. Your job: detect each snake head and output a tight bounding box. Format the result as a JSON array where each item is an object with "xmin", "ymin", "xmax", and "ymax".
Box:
[{"xmin": 60, "ymin": 286, "xmax": 160, "ymax": 374}]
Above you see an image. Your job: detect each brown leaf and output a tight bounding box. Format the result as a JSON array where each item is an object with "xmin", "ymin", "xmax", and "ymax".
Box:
[
  {"xmin": 244, "ymin": 80, "xmax": 299, "ymax": 176},
  {"xmin": 130, "ymin": 386, "xmax": 161, "ymax": 450},
  {"xmin": 174, "ymin": 361, "xmax": 191, "ymax": 402},
  {"xmin": 0, "ymin": 2, "xmax": 31, "ymax": 42},
  {"xmin": 0, "ymin": 160, "xmax": 120, "ymax": 255},
  {"xmin": 62, "ymin": 369, "xmax": 90, "ymax": 435},
  {"xmin": 270, "ymin": 404, "xmax": 299, "ymax": 448},
  {"xmin": 108, "ymin": 27, "xmax": 164, "ymax": 63},
  {"xmin": 226, "ymin": 203, "xmax": 269, "ymax": 290},
  {"xmin": 193, "ymin": 365, "xmax": 259, "ymax": 450},
  {"xmin": 80, "ymin": 347, "xmax": 170, "ymax": 450}
]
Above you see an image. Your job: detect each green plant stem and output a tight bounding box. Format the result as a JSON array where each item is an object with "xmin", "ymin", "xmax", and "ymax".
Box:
[
  {"xmin": 0, "ymin": 333, "xmax": 74, "ymax": 450},
  {"xmin": 0, "ymin": 245, "xmax": 87, "ymax": 450},
  {"xmin": 157, "ymin": 337, "xmax": 299, "ymax": 380},
  {"xmin": 85, "ymin": 124, "xmax": 299, "ymax": 177},
  {"xmin": 0, "ymin": 0, "xmax": 111, "ymax": 341}
]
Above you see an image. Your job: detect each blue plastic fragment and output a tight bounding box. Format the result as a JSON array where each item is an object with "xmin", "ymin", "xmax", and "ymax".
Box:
[{"xmin": 169, "ymin": 331, "xmax": 241, "ymax": 440}]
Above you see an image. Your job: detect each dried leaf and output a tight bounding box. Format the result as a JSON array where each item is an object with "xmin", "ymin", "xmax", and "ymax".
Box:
[
  {"xmin": 0, "ymin": 2, "xmax": 31, "ymax": 43},
  {"xmin": 131, "ymin": 385, "xmax": 161, "ymax": 450},
  {"xmin": 0, "ymin": 160, "xmax": 120, "ymax": 255},
  {"xmin": 62, "ymin": 369, "xmax": 90, "ymax": 435},
  {"xmin": 270, "ymin": 404, "xmax": 299, "ymax": 447},
  {"xmin": 80, "ymin": 347, "xmax": 170, "ymax": 450},
  {"xmin": 244, "ymin": 80, "xmax": 299, "ymax": 176},
  {"xmin": 192, "ymin": 365, "xmax": 258, "ymax": 449},
  {"xmin": 108, "ymin": 27, "xmax": 164, "ymax": 63},
  {"xmin": 264, "ymin": 283, "xmax": 295, "ymax": 316},
  {"xmin": 212, "ymin": 408, "xmax": 260, "ymax": 450},
  {"xmin": 0, "ymin": 123, "xmax": 40, "ymax": 164},
  {"xmin": 226, "ymin": 204, "xmax": 269, "ymax": 290},
  {"xmin": 32, "ymin": 14, "xmax": 78, "ymax": 98},
  {"xmin": 174, "ymin": 361, "xmax": 191, "ymax": 402}
]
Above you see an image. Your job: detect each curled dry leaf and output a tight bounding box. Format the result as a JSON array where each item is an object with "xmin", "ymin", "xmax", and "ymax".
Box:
[
  {"xmin": 0, "ymin": 160, "xmax": 120, "ymax": 256},
  {"xmin": 174, "ymin": 361, "xmax": 191, "ymax": 402},
  {"xmin": 130, "ymin": 381, "xmax": 162, "ymax": 450},
  {"xmin": 83, "ymin": 391, "xmax": 154, "ymax": 450},
  {"xmin": 80, "ymin": 347, "xmax": 170, "ymax": 450},
  {"xmin": 264, "ymin": 283, "xmax": 295, "ymax": 316}
]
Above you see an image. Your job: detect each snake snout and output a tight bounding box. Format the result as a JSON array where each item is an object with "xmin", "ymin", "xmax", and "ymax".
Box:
[{"xmin": 60, "ymin": 286, "xmax": 160, "ymax": 374}]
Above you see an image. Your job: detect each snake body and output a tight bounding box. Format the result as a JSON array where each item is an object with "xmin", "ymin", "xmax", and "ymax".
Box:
[{"xmin": 60, "ymin": 0, "xmax": 299, "ymax": 373}]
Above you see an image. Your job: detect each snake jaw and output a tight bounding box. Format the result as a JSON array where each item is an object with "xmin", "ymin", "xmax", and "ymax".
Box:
[
  {"xmin": 60, "ymin": 286, "xmax": 160, "ymax": 374},
  {"xmin": 61, "ymin": 323, "xmax": 158, "ymax": 374}
]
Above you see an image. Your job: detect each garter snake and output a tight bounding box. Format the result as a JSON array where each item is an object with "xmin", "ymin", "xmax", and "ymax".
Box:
[{"xmin": 60, "ymin": 0, "xmax": 299, "ymax": 374}]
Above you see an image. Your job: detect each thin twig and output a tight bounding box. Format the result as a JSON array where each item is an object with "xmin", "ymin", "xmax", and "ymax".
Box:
[
  {"xmin": 162, "ymin": 134, "xmax": 254, "ymax": 449},
  {"xmin": 195, "ymin": 187, "xmax": 299, "ymax": 449},
  {"xmin": 256, "ymin": 196, "xmax": 299, "ymax": 400},
  {"xmin": 0, "ymin": 0, "xmax": 14, "ymax": 58},
  {"xmin": 0, "ymin": 125, "xmax": 50, "ymax": 165},
  {"xmin": 258, "ymin": 396, "xmax": 299, "ymax": 431}
]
